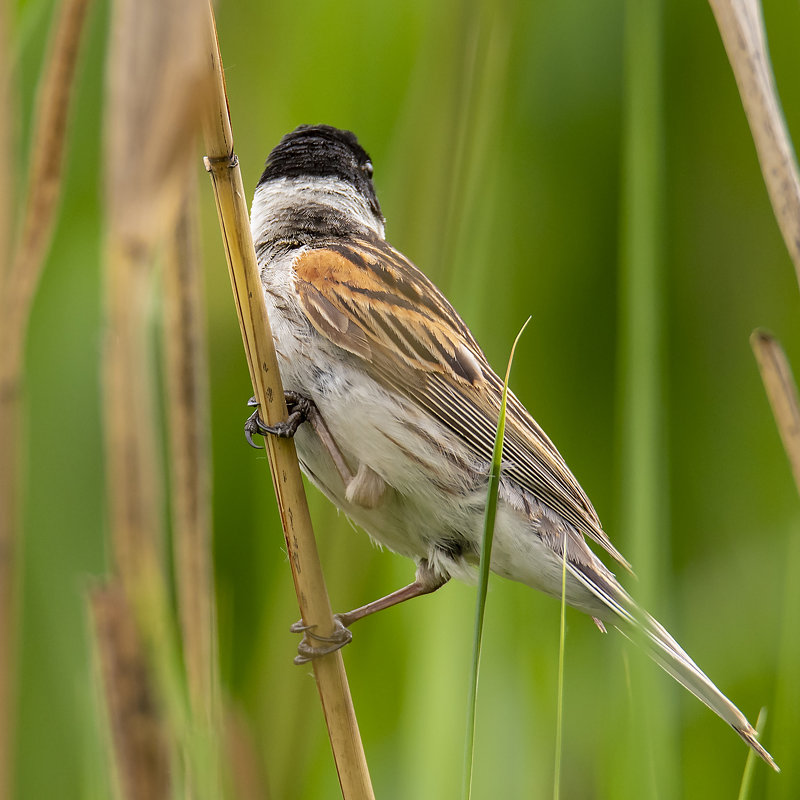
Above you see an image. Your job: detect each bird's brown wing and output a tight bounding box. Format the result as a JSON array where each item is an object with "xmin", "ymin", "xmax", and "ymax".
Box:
[{"xmin": 293, "ymin": 235, "xmax": 630, "ymax": 568}]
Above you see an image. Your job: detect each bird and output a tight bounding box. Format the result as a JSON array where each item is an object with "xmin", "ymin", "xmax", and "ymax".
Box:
[{"xmin": 247, "ymin": 123, "xmax": 777, "ymax": 769}]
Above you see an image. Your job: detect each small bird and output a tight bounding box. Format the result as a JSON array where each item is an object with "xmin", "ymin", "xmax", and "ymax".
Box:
[{"xmin": 248, "ymin": 124, "xmax": 777, "ymax": 769}]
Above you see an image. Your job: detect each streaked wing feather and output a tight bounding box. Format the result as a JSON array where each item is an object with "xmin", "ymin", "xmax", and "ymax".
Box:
[{"xmin": 293, "ymin": 236, "xmax": 630, "ymax": 568}]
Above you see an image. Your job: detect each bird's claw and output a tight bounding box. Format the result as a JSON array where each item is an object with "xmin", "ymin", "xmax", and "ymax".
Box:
[
  {"xmin": 290, "ymin": 616, "xmax": 353, "ymax": 664},
  {"xmin": 244, "ymin": 406, "xmax": 266, "ymax": 449},
  {"xmin": 244, "ymin": 392, "xmax": 313, "ymax": 448}
]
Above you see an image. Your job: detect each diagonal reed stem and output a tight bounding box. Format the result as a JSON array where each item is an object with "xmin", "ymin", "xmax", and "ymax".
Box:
[
  {"xmin": 751, "ymin": 331, "xmax": 800, "ymax": 493},
  {"xmin": 200, "ymin": 6, "xmax": 374, "ymax": 798}
]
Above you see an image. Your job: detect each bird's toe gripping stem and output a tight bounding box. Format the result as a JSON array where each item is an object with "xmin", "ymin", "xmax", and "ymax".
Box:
[
  {"xmin": 290, "ymin": 617, "xmax": 353, "ymax": 665},
  {"xmin": 244, "ymin": 391, "xmax": 313, "ymax": 448}
]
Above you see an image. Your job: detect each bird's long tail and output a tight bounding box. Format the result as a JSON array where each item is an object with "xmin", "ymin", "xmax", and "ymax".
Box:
[{"xmin": 568, "ymin": 561, "xmax": 779, "ymax": 771}]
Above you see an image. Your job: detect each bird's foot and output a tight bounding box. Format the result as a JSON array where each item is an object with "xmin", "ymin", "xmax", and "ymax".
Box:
[
  {"xmin": 244, "ymin": 391, "xmax": 314, "ymax": 448},
  {"xmin": 290, "ymin": 616, "xmax": 353, "ymax": 664}
]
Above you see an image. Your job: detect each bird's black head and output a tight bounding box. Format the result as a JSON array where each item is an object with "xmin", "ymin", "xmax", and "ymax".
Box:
[{"xmin": 258, "ymin": 125, "xmax": 381, "ymax": 219}]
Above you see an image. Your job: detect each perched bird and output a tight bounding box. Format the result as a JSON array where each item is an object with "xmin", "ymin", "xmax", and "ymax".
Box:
[{"xmin": 248, "ymin": 124, "xmax": 776, "ymax": 769}]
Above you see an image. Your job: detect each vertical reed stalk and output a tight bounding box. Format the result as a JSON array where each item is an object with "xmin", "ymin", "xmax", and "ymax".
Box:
[
  {"xmin": 201, "ymin": 7, "xmax": 374, "ymax": 797},
  {"xmin": 0, "ymin": 0, "xmax": 92, "ymax": 795},
  {"xmin": 225, "ymin": 708, "xmax": 271, "ymax": 800},
  {"xmin": 162, "ymin": 176, "xmax": 219, "ymax": 728},
  {"xmin": 102, "ymin": 234, "xmax": 164, "ymax": 612},
  {"xmin": 617, "ymin": 0, "xmax": 677, "ymax": 794},
  {"xmin": 162, "ymin": 177, "xmax": 222, "ymax": 796},
  {"xmin": 89, "ymin": 582, "xmax": 171, "ymax": 800},
  {"xmin": 102, "ymin": 0, "xmax": 211, "ymax": 795},
  {"xmin": 102, "ymin": 234, "xmax": 179, "ymax": 794},
  {"xmin": 0, "ymin": 0, "xmax": 11, "ymax": 279}
]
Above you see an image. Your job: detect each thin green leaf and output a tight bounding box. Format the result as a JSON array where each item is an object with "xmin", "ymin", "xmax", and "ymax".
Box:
[
  {"xmin": 737, "ymin": 708, "xmax": 767, "ymax": 800},
  {"xmin": 553, "ymin": 535, "xmax": 568, "ymax": 800},
  {"xmin": 463, "ymin": 316, "xmax": 530, "ymax": 800}
]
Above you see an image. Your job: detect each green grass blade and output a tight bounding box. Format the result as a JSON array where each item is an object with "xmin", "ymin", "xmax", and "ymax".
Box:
[
  {"xmin": 553, "ymin": 536, "xmax": 568, "ymax": 800},
  {"xmin": 737, "ymin": 708, "xmax": 767, "ymax": 800},
  {"xmin": 616, "ymin": 0, "xmax": 676, "ymax": 794},
  {"xmin": 463, "ymin": 317, "xmax": 530, "ymax": 800}
]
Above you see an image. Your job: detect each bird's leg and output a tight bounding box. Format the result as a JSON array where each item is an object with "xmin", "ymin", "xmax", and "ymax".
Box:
[
  {"xmin": 335, "ymin": 560, "xmax": 448, "ymax": 627},
  {"xmin": 290, "ymin": 560, "xmax": 448, "ymax": 663}
]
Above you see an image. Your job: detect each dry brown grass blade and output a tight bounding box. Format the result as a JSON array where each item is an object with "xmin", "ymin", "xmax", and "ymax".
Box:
[
  {"xmin": 0, "ymin": 0, "xmax": 92, "ymax": 795},
  {"xmin": 751, "ymin": 331, "xmax": 800, "ymax": 494},
  {"xmin": 89, "ymin": 582, "xmax": 171, "ymax": 800},
  {"xmin": 708, "ymin": 0, "xmax": 800, "ymax": 284},
  {"xmin": 201, "ymin": 6, "xmax": 375, "ymax": 798},
  {"xmin": 162, "ymin": 175, "xmax": 219, "ymax": 726}
]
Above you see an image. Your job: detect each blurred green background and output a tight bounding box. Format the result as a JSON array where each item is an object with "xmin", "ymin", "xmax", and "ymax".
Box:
[{"xmin": 9, "ymin": 0, "xmax": 800, "ymax": 797}]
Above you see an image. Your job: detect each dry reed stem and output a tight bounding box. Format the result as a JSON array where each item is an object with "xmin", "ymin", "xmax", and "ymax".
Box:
[
  {"xmin": 162, "ymin": 177, "xmax": 219, "ymax": 727},
  {"xmin": 105, "ymin": 0, "xmax": 209, "ymax": 247},
  {"xmin": 750, "ymin": 331, "xmax": 800, "ymax": 495},
  {"xmin": 225, "ymin": 707, "xmax": 271, "ymax": 800},
  {"xmin": 89, "ymin": 582, "xmax": 171, "ymax": 800},
  {"xmin": 0, "ymin": 6, "xmax": 12, "ymax": 791},
  {"xmin": 103, "ymin": 0, "xmax": 213, "ymax": 794},
  {"xmin": 103, "ymin": 237, "xmax": 164, "ymax": 595},
  {"xmin": 0, "ymin": 0, "xmax": 92, "ymax": 795},
  {"xmin": 0, "ymin": 0, "xmax": 12, "ymax": 282},
  {"xmin": 103, "ymin": 0, "xmax": 209, "ymax": 619},
  {"xmin": 708, "ymin": 0, "xmax": 800, "ymax": 285},
  {"xmin": 201, "ymin": 7, "xmax": 374, "ymax": 798}
]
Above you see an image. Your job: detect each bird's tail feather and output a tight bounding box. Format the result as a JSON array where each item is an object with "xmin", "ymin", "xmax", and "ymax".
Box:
[{"xmin": 567, "ymin": 562, "xmax": 779, "ymax": 771}]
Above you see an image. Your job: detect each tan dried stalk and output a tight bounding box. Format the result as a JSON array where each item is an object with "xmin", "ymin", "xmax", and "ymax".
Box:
[
  {"xmin": 102, "ymin": 234, "xmax": 180, "ymax": 795},
  {"xmin": 103, "ymin": 0, "xmax": 214, "ymax": 794},
  {"xmin": 162, "ymin": 176, "xmax": 220, "ymax": 728},
  {"xmin": 0, "ymin": 0, "xmax": 11, "ymax": 279},
  {"xmin": 89, "ymin": 582, "xmax": 171, "ymax": 800},
  {"xmin": 708, "ymin": 0, "xmax": 800, "ymax": 285},
  {"xmin": 201, "ymin": 6, "xmax": 375, "ymax": 798},
  {"xmin": 0, "ymin": 0, "xmax": 92, "ymax": 795},
  {"xmin": 751, "ymin": 332, "xmax": 800, "ymax": 495},
  {"xmin": 103, "ymin": 0, "xmax": 209, "ymax": 633},
  {"xmin": 711, "ymin": 4, "xmax": 800, "ymax": 492},
  {"xmin": 225, "ymin": 708, "xmax": 271, "ymax": 800}
]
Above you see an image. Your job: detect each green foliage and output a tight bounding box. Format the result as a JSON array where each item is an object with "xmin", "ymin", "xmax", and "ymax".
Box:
[
  {"xmin": 464, "ymin": 318, "xmax": 528, "ymax": 800},
  {"xmin": 553, "ymin": 539, "xmax": 568, "ymax": 800},
  {"xmin": 10, "ymin": 0, "xmax": 800, "ymax": 797}
]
